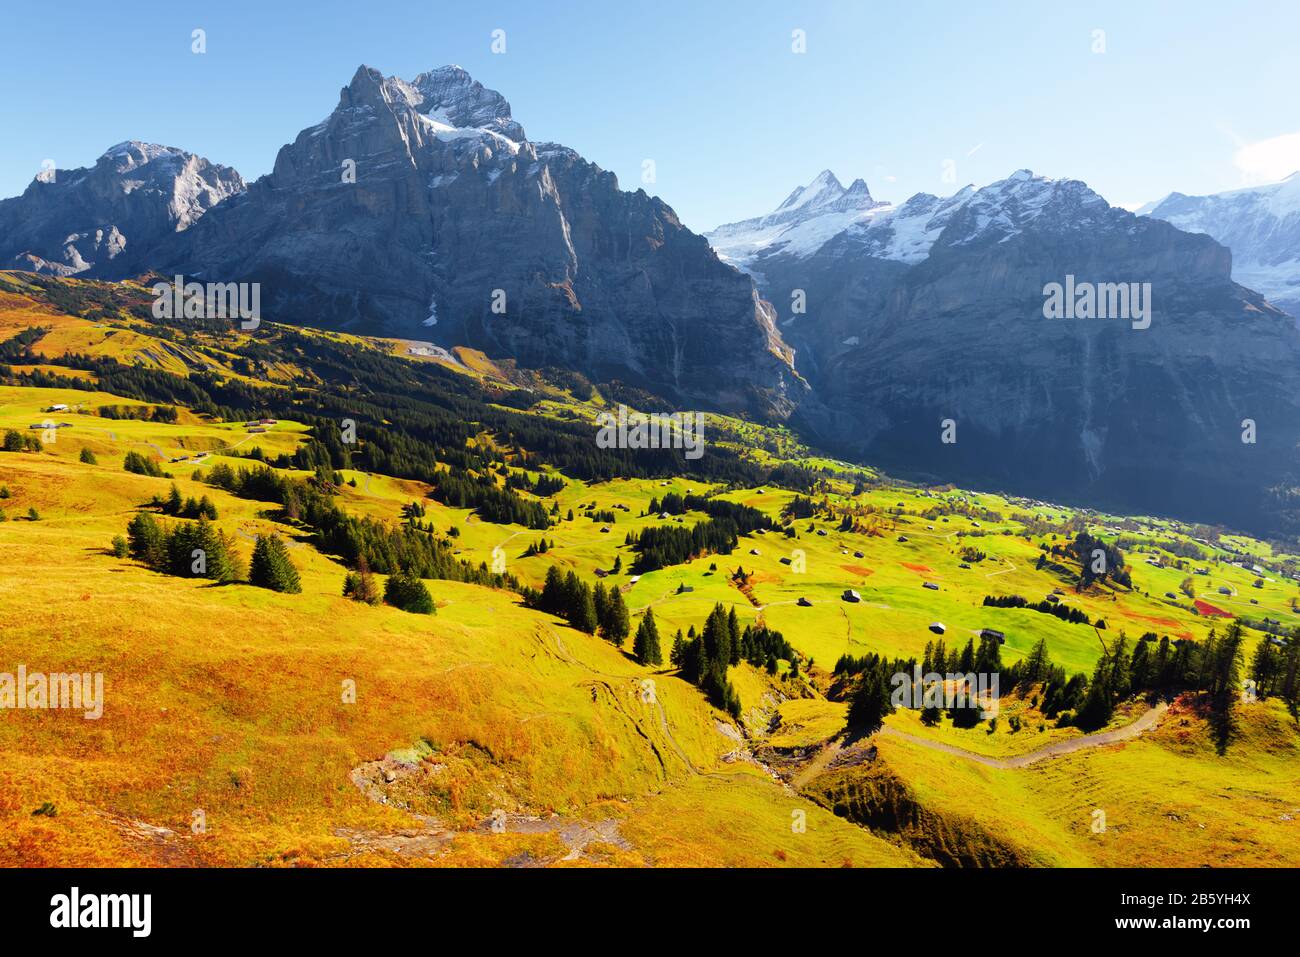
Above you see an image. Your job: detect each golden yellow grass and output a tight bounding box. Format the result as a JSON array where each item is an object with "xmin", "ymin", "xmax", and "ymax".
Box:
[{"xmin": 0, "ymin": 405, "xmax": 914, "ymax": 867}]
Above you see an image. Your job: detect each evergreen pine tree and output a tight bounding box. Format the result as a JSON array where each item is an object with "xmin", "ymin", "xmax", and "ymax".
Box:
[
  {"xmin": 593, "ymin": 582, "xmax": 610, "ymax": 631},
  {"xmin": 572, "ymin": 583, "xmax": 598, "ymax": 634},
  {"xmin": 847, "ymin": 667, "xmax": 894, "ymax": 735},
  {"xmin": 249, "ymin": 534, "xmax": 302, "ymax": 593},
  {"xmin": 126, "ymin": 512, "xmax": 166, "ymax": 568},
  {"xmin": 540, "ymin": 565, "xmax": 564, "ymax": 615},
  {"xmin": 604, "ymin": 586, "xmax": 630, "ymax": 645},
  {"xmin": 633, "ymin": 610, "xmax": 662, "ymax": 666},
  {"xmin": 384, "ymin": 571, "xmax": 435, "ymax": 614},
  {"xmin": 343, "ymin": 555, "xmax": 381, "ymax": 604}
]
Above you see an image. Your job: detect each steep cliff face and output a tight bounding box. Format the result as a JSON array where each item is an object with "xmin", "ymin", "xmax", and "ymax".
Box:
[
  {"xmin": 0, "ymin": 141, "xmax": 244, "ymax": 277},
  {"xmin": 713, "ymin": 171, "xmax": 1300, "ymax": 534},
  {"xmin": 155, "ymin": 65, "xmax": 803, "ymax": 418}
]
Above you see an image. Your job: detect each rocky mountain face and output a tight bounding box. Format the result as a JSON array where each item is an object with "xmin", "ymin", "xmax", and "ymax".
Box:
[
  {"xmin": 1139, "ymin": 173, "xmax": 1300, "ymax": 323},
  {"xmin": 0, "ymin": 142, "xmax": 244, "ymax": 277},
  {"xmin": 144, "ymin": 65, "xmax": 803, "ymax": 419},
  {"xmin": 711, "ymin": 171, "xmax": 1300, "ymax": 536}
]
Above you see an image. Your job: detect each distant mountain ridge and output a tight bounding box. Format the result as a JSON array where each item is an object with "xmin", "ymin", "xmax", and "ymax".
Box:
[
  {"xmin": 1139, "ymin": 173, "xmax": 1300, "ymax": 322},
  {"xmin": 0, "ymin": 141, "xmax": 244, "ymax": 277}
]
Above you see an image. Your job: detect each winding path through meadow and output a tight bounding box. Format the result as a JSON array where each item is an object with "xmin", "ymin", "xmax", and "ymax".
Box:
[{"xmin": 876, "ymin": 702, "xmax": 1168, "ymax": 769}]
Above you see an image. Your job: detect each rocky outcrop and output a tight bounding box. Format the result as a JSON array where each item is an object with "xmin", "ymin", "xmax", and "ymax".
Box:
[{"xmin": 0, "ymin": 141, "xmax": 244, "ymax": 276}]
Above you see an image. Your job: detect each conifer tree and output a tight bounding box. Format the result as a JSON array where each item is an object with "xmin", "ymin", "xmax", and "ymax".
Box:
[
  {"xmin": 126, "ymin": 512, "xmax": 166, "ymax": 568},
  {"xmin": 540, "ymin": 565, "xmax": 564, "ymax": 615},
  {"xmin": 384, "ymin": 571, "xmax": 435, "ymax": 614},
  {"xmin": 572, "ymin": 583, "xmax": 598, "ymax": 634},
  {"xmin": 604, "ymin": 586, "xmax": 630, "ymax": 645},
  {"xmin": 249, "ymin": 534, "xmax": 302, "ymax": 594},
  {"xmin": 343, "ymin": 555, "xmax": 381, "ymax": 605},
  {"xmin": 633, "ymin": 610, "xmax": 662, "ymax": 666},
  {"xmin": 593, "ymin": 582, "xmax": 609, "ymax": 630},
  {"xmin": 847, "ymin": 667, "xmax": 894, "ymax": 735}
]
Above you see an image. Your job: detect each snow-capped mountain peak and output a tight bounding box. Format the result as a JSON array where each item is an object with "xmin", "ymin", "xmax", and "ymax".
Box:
[
  {"xmin": 775, "ymin": 169, "xmax": 860, "ymax": 213},
  {"xmin": 1140, "ymin": 172, "xmax": 1300, "ymax": 319},
  {"xmin": 705, "ymin": 170, "xmax": 887, "ymax": 272},
  {"xmin": 707, "ymin": 168, "xmax": 1116, "ymax": 272}
]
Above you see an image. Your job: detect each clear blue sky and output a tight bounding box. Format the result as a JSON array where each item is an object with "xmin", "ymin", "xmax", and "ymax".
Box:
[{"xmin": 3, "ymin": 0, "xmax": 1297, "ymax": 230}]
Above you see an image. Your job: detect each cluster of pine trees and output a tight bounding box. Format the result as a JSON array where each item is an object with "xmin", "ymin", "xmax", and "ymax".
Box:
[
  {"xmin": 840, "ymin": 622, "xmax": 1289, "ymax": 748},
  {"xmin": 0, "ymin": 326, "xmax": 49, "ymax": 359},
  {"xmin": 2, "ymin": 430, "xmax": 42, "ymax": 453},
  {"xmin": 342, "ymin": 557, "xmax": 381, "ymax": 605},
  {"xmin": 522, "ymin": 537, "xmax": 552, "ymax": 556},
  {"xmin": 428, "ymin": 468, "xmax": 550, "ymax": 529},
  {"xmin": 920, "ymin": 634, "xmax": 1005, "ymax": 679},
  {"xmin": 97, "ymin": 403, "xmax": 177, "ymax": 422},
  {"xmin": 738, "ymin": 622, "xmax": 796, "ymax": 673},
  {"xmin": 781, "ymin": 495, "xmax": 817, "ymax": 521},
  {"xmin": 123, "ymin": 450, "xmax": 166, "ymax": 477},
  {"xmin": 1250, "ymin": 632, "xmax": 1300, "ymax": 715},
  {"xmin": 647, "ymin": 493, "xmax": 772, "ymax": 535},
  {"xmin": 534, "ymin": 565, "xmax": 630, "ymax": 644},
  {"xmin": 1057, "ymin": 532, "xmax": 1132, "ymax": 588},
  {"xmin": 124, "ymin": 511, "xmax": 243, "ymax": 584},
  {"xmin": 340, "ymin": 557, "xmax": 434, "ymax": 614},
  {"xmin": 505, "ymin": 470, "xmax": 565, "ymax": 497},
  {"xmin": 629, "ymin": 519, "xmax": 740, "ymax": 573},
  {"xmin": 983, "ymin": 593, "xmax": 1097, "ymax": 627},
  {"xmin": 673, "ymin": 604, "xmax": 743, "ymax": 719},
  {"xmin": 205, "ymin": 461, "xmax": 517, "ymax": 590},
  {"xmin": 153, "ymin": 483, "xmax": 218, "ymax": 520},
  {"xmin": 836, "ymin": 639, "xmax": 1003, "ymax": 733}
]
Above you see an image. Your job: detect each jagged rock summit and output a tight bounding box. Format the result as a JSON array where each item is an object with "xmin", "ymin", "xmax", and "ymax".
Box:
[{"xmin": 0, "ymin": 141, "xmax": 244, "ymax": 276}]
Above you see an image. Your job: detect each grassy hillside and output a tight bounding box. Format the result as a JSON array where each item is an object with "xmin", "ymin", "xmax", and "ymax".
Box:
[{"xmin": 1, "ymin": 272, "xmax": 1297, "ymax": 868}]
